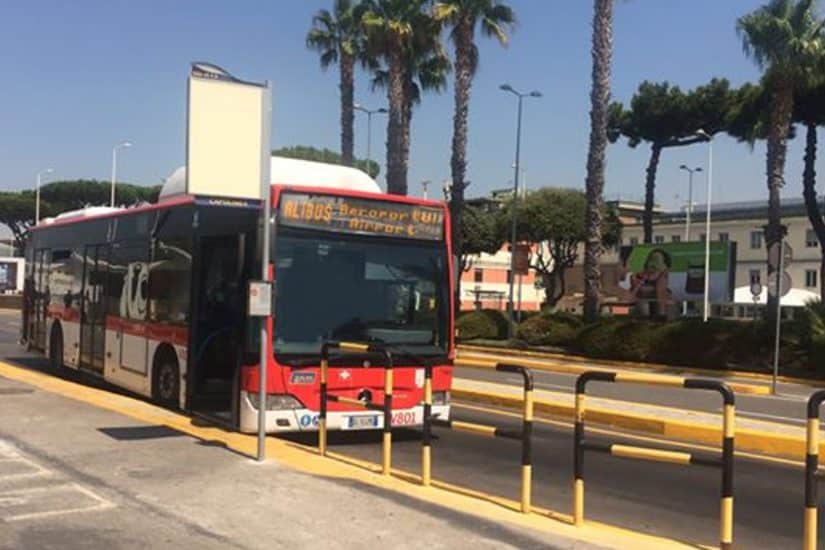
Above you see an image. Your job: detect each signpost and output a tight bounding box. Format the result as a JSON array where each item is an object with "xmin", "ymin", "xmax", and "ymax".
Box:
[
  {"xmin": 186, "ymin": 62, "xmax": 272, "ymax": 461},
  {"xmin": 769, "ymin": 240, "xmax": 792, "ymax": 395}
]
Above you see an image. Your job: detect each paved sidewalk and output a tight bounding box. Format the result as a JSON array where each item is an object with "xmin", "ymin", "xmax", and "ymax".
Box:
[{"xmin": 0, "ymin": 370, "xmax": 592, "ymax": 550}]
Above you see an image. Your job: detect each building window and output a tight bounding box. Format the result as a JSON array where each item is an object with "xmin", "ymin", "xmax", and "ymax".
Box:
[
  {"xmin": 749, "ymin": 269, "xmax": 761, "ymax": 285},
  {"xmin": 672, "ymin": 235, "xmax": 681, "ymax": 243},
  {"xmin": 700, "ymin": 233, "xmax": 707, "ymax": 242},
  {"xmin": 719, "ymin": 232, "xmax": 729, "ymax": 243},
  {"xmin": 807, "ymin": 229, "xmax": 818, "ymax": 248},
  {"xmin": 629, "ymin": 237, "xmax": 638, "ymax": 246},
  {"xmin": 474, "ymin": 268, "xmax": 483, "ymax": 283},
  {"xmin": 750, "ymin": 231, "xmax": 762, "ymax": 249},
  {"xmin": 806, "ymin": 270, "xmax": 818, "ymax": 288},
  {"xmin": 654, "ymin": 235, "xmax": 664, "ymax": 244},
  {"xmin": 506, "ymin": 270, "xmax": 512, "ymax": 284}
]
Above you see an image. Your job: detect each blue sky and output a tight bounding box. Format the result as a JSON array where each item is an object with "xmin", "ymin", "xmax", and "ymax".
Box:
[{"xmin": 0, "ymin": 0, "xmax": 811, "ymax": 212}]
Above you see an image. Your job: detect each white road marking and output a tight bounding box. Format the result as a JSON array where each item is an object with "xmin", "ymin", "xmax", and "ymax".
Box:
[
  {"xmin": 1, "ymin": 483, "xmax": 114, "ymax": 522},
  {"xmin": 0, "ymin": 456, "xmax": 50, "ymax": 480}
]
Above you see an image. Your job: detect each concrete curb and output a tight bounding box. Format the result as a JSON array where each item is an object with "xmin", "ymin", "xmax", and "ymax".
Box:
[
  {"xmin": 452, "ymin": 385, "xmax": 816, "ymax": 462},
  {"xmin": 455, "ymin": 354, "xmax": 772, "ymax": 396},
  {"xmin": 458, "ymin": 343, "xmax": 825, "ymax": 389}
]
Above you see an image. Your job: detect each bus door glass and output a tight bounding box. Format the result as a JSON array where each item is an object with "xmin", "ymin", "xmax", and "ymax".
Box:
[
  {"xmin": 80, "ymin": 244, "xmax": 108, "ymax": 373},
  {"xmin": 32, "ymin": 249, "xmax": 50, "ymax": 349}
]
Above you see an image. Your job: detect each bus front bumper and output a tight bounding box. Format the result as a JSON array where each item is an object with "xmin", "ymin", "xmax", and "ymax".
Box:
[{"xmin": 238, "ymin": 390, "xmax": 451, "ymax": 433}]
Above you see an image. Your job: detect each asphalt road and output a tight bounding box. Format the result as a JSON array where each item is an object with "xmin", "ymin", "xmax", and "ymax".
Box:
[
  {"xmin": 456, "ymin": 352, "xmax": 820, "ymax": 429},
  {"xmin": 0, "ymin": 310, "xmax": 814, "ymax": 549}
]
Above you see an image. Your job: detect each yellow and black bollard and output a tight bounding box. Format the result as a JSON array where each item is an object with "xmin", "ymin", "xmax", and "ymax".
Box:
[
  {"xmin": 318, "ymin": 343, "xmax": 330, "ymax": 456},
  {"xmin": 422, "ymin": 363, "xmax": 433, "ymax": 487},
  {"xmin": 381, "ymin": 349, "xmax": 394, "ymax": 476},
  {"xmin": 805, "ymin": 390, "xmax": 825, "ymax": 550}
]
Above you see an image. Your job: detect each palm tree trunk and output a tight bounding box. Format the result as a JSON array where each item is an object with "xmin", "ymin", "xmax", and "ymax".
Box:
[
  {"xmin": 385, "ymin": 48, "xmax": 407, "ymax": 196},
  {"xmin": 450, "ymin": 19, "xmax": 474, "ymax": 314},
  {"xmin": 340, "ymin": 53, "xmax": 355, "ymax": 166},
  {"xmin": 643, "ymin": 143, "xmax": 662, "ymax": 244},
  {"xmin": 801, "ymin": 123, "xmax": 825, "ymax": 298},
  {"xmin": 583, "ymin": 0, "xmax": 613, "ymax": 322},
  {"xmin": 765, "ymin": 78, "xmax": 793, "ymax": 316}
]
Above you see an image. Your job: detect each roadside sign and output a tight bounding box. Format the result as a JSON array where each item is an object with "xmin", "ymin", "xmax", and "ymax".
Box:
[
  {"xmin": 767, "ymin": 271, "xmax": 791, "ymax": 298},
  {"xmin": 750, "ymin": 281, "xmax": 762, "ymax": 298},
  {"xmin": 248, "ymin": 281, "xmax": 272, "ymax": 316},
  {"xmin": 513, "ymin": 244, "xmax": 530, "ymax": 275},
  {"xmin": 768, "ymin": 241, "xmax": 793, "ymax": 268}
]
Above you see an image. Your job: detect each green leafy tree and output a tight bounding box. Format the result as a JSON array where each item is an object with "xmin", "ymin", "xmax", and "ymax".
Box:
[
  {"xmin": 738, "ymin": 0, "xmax": 825, "ymax": 313},
  {"xmin": 361, "ymin": 0, "xmax": 439, "ymax": 195},
  {"xmin": 273, "ymin": 145, "xmax": 379, "ymax": 178},
  {"xmin": 433, "ymin": 0, "xmax": 515, "ymax": 302},
  {"xmin": 0, "ymin": 180, "xmax": 159, "ymax": 254},
  {"xmin": 501, "ymin": 188, "xmax": 621, "ymax": 309},
  {"xmin": 611, "ymin": 79, "xmax": 732, "ymax": 243},
  {"xmin": 459, "ymin": 204, "xmax": 503, "ymax": 272},
  {"xmin": 583, "ymin": 0, "xmax": 614, "ymax": 322},
  {"xmin": 307, "ymin": 0, "xmax": 368, "ymax": 166},
  {"xmin": 795, "ymin": 81, "xmax": 825, "ymax": 296}
]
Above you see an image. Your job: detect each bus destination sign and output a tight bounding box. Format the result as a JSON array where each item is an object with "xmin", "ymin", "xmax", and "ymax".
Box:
[{"xmin": 278, "ymin": 192, "xmax": 444, "ymax": 241}]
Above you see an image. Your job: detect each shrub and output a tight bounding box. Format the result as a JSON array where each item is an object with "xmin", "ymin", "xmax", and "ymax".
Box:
[
  {"xmin": 456, "ymin": 309, "xmax": 511, "ymax": 341},
  {"xmin": 516, "ymin": 312, "xmax": 583, "ymax": 347},
  {"xmin": 572, "ymin": 319, "xmax": 658, "ymax": 362}
]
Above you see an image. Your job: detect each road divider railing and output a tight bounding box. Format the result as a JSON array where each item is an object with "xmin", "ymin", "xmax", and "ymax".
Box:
[
  {"xmin": 804, "ymin": 390, "xmax": 825, "ymax": 550},
  {"xmin": 319, "ymin": 341, "xmax": 394, "ymax": 475},
  {"xmin": 424, "ymin": 363, "xmax": 534, "ymax": 513},
  {"xmin": 573, "ymin": 371, "xmax": 735, "ymax": 550}
]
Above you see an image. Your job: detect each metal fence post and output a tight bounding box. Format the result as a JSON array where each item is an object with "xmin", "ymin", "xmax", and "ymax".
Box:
[
  {"xmin": 422, "ymin": 363, "xmax": 432, "ymax": 486},
  {"xmin": 805, "ymin": 391, "xmax": 825, "ymax": 550},
  {"xmin": 318, "ymin": 343, "xmax": 329, "ymax": 456},
  {"xmin": 382, "ymin": 350, "xmax": 393, "ymax": 476}
]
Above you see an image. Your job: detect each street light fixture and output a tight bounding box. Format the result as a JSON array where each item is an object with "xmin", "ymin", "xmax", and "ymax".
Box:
[
  {"xmin": 35, "ymin": 168, "xmax": 54, "ymax": 225},
  {"xmin": 694, "ymin": 129, "xmax": 713, "ymax": 322},
  {"xmin": 111, "ymin": 141, "xmax": 132, "ymax": 207},
  {"xmin": 421, "ymin": 179, "xmax": 432, "ymax": 199},
  {"xmin": 354, "ymin": 103, "xmax": 387, "ymax": 173},
  {"xmin": 500, "ymin": 83, "xmax": 542, "ymax": 336}
]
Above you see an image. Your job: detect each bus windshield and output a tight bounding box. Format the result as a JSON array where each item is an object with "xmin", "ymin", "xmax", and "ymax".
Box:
[{"xmin": 273, "ymin": 228, "xmax": 449, "ymax": 361}]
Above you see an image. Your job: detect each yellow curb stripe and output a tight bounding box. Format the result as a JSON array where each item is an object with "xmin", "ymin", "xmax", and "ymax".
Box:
[
  {"xmin": 458, "ymin": 343, "xmax": 817, "ymax": 390},
  {"xmin": 0, "ymin": 359, "xmax": 692, "ymax": 550},
  {"xmin": 452, "ymin": 386, "xmax": 821, "ymax": 462},
  {"xmin": 455, "ymin": 355, "xmax": 771, "ymax": 396}
]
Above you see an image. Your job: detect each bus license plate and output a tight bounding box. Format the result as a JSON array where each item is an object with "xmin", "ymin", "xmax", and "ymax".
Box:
[{"xmin": 344, "ymin": 415, "xmax": 380, "ymax": 430}]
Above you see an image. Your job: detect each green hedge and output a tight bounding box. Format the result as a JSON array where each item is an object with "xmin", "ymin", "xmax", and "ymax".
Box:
[
  {"xmin": 516, "ymin": 312, "xmax": 583, "ymax": 347},
  {"xmin": 456, "ymin": 309, "xmax": 513, "ymax": 341}
]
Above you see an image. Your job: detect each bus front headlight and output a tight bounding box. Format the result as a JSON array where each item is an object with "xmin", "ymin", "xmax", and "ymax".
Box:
[{"xmin": 248, "ymin": 393, "xmax": 303, "ymax": 410}]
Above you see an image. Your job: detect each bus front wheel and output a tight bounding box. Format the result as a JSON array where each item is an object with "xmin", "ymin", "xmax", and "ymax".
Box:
[{"xmin": 152, "ymin": 350, "xmax": 180, "ymax": 409}]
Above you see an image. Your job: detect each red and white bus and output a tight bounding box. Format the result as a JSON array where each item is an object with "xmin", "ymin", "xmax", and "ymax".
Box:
[{"xmin": 22, "ymin": 157, "xmax": 454, "ymax": 432}]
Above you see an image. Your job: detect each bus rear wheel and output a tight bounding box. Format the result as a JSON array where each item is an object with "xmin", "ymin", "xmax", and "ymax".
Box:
[
  {"xmin": 49, "ymin": 324, "xmax": 63, "ymax": 370},
  {"xmin": 153, "ymin": 354, "xmax": 180, "ymax": 409}
]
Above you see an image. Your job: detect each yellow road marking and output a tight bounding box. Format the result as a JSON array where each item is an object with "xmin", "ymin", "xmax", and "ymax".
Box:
[{"xmin": 0, "ymin": 358, "xmax": 694, "ymax": 550}]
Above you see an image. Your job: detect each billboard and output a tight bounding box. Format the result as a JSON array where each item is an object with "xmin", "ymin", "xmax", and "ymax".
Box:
[
  {"xmin": 186, "ymin": 62, "xmax": 270, "ymax": 200},
  {"xmin": 618, "ymin": 241, "xmax": 737, "ymax": 305}
]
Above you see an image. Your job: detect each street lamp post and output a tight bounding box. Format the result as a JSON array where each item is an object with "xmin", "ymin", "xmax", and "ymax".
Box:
[
  {"xmin": 421, "ymin": 180, "xmax": 431, "ymax": 199},
  {"xmin": 35, "ymin": 168, "xmax": 54, "ymax": 225},
  {"xmin": 500, "ymin": 84, "xmax": 541, "ymax": 337},
  {"xmin": 678, "ymin": 165, "xmax": 702, "ymax": 241},
  {"xmin": 695, "ymin": 130, "xmax": 713, "ymax": 323},
  {"xmin": 111, "ymin": 141, "xmax": 132, "ymax": 207},
  {"xmin": 354, "ymin": 104, "xmax": 387, "ymax": 172}
]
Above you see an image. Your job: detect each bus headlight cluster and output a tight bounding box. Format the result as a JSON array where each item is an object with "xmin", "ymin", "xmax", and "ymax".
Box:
[{"xmin": 248, "ymin": 393, "xmax": 304, "ymax": 410}]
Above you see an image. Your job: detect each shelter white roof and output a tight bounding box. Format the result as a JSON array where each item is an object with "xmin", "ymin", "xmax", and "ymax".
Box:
[
  {"xmin": 160, "ymin": 155, "xmax": 380, "ymax": 200},
  {"xmin": 733, "ymin": 285, "xmax": 820, "ymax": 307}
]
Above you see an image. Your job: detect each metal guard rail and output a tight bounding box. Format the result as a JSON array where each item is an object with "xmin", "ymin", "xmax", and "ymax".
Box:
[
  {"xmin": 574, "ymin": 371, "xmax": 735, "ymax": 550},
  {"xmin": 423, "ymin": 363, "xmax": 534, "ymax": 513},
  {"xmin": 318, "ymin": 341, "xmax": 394, "ymax": 476}
]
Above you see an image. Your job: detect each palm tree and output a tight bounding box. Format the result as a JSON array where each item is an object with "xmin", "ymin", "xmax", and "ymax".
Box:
[
  {"xmin": 361, "ymin": 0, "xmax": 437, "ymax": 195},
  {"xmin": 306, "ymin": 0, "xmax": 366, "ymax": 166},
  {"xmin": 795, "ymin": 81, "xmax": 825, "ymax": 296},
  {"xmin": 737, "ymin": 0, "xmax": 825, "ymax": 312},
  {"xmin": 583, "ymin": 0, "xmax": 614, "ymax": 322},
  {"xmin": 433, "ymin": 0, "xmax": 515, "ymax": 293}
]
